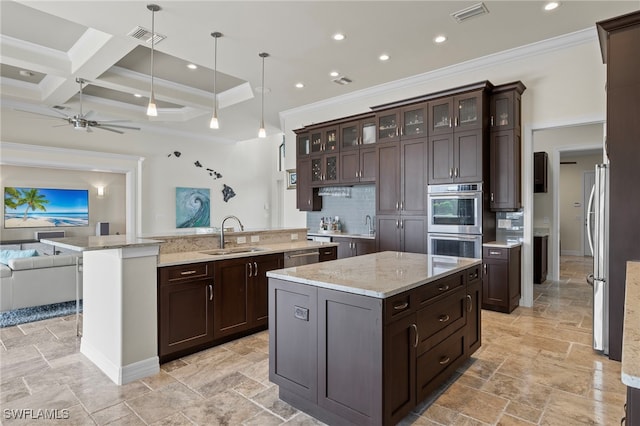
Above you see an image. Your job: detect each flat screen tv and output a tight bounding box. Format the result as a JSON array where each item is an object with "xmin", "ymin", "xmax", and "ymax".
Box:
[{"xmin": 4, "ymin": 187, "xmax": 89, "ymax": 228}]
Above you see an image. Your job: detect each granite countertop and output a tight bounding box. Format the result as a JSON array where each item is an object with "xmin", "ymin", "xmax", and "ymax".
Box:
[
  {"xmin": 266, "ymin": 251, "xmax": 481, "ymax": 299},
  {"xmin": 307, "ymin": 231, "xmax": 376, "ymax": 240},
  {"xmin": 158, "ymin": 240, "xmax": 339, "ymax": 267},
  {"xmin": 41, "ymin": 235, "xmax": 162, "ymax": 252},
  {"xmin": 622, "ymin": 261, "xmax": 640, "ymax": 389},
  {"xmin": 483, "ymin": 241, "xmax": 523, "ymax": 248}
]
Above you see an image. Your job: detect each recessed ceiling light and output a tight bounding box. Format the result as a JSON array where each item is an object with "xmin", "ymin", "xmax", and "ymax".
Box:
[
  {"xmin": 379, "ymin": 54, "xmax": 390, "ymax": 61},
  {"xmin": 330, "ymin": 71, "xmax": 339, "ymax": 77},
  {"xmin": 333, "ymin": 33, "xmax": 345, "ymax": 41},
  {"xmin": 19, "ymin": 69, "xmax": 35, "ymax": 77},
  {"xmin": 187, "ymin": 63, "xmax": 198, "ymax": 70},
  {"xmin": 544, "ymin": 2, "xmax": 560, "ymax": 11},
  {"xmin": 295, "ymin": 82, "xmax": 304, "ymax": 89},
  {"xmin": 434, "ymin": 35, "xmax": 447, "ymax": 44},
  {"xmin": 134, "ymin": 93, "xmax": 143, "ymax": 98}
]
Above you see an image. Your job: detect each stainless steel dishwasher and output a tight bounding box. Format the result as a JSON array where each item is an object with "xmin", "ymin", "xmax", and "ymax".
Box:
[{"xmin": 283, "ymin": 249, "xmax": 319, "ymax": 267}]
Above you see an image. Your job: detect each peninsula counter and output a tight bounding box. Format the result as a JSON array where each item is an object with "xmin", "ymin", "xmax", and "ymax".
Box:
[{"xmin": 267, "ymin": 251, "xmax": 482, "ymax": 425}]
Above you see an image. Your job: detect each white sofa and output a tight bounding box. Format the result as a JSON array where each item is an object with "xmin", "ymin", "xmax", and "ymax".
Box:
[{"xmin": 0, "ymin": 254, "xmax": 82, "ymax": 312}]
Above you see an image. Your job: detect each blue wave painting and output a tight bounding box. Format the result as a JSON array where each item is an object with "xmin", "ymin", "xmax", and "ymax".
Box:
[
  {"xmin": 176, "ymin": 187, "xmax": 210, "ymax": 228},
  {"xmin": 4, "ymin": 187, "xmax": 89, "ymax": 228}
]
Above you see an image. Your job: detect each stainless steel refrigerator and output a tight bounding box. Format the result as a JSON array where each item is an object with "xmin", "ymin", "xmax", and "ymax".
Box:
[{"xmin": 586, "ymin": 163, "xmax": 609, "ymax": 354}]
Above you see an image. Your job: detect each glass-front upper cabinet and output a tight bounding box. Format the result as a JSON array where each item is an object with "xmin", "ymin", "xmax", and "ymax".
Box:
[
  {"xmin": 297, "ymin": 132, "xmax": 310, "ymax": 157},
  {"xmin": 490, "ymin": 82, "xmax": 524, "ymax": 131},
  {"xmin": 340, "ymin": 117, "xmax": 377, "ymax": 150},
  {"xmin": 429, "ymin": 98, "xmax": 454, "ymax": 136},
  {"xmin": 310, "ymin": 129, "xmax": 323, "ymax": 154},
  {"xmin": 324, "ymin": 128, "xmax": 338, "ymax": 152},
  {"xmin": 455, "ymin": 91, "xmax": 482, "ymax": 131},
  {"xmin": 401, "ymin": 104, "xmax": 427, "ymax": 140},
  {"xmin": 376, "ymin": 110, "xmax": 400, "ymax": 143}
]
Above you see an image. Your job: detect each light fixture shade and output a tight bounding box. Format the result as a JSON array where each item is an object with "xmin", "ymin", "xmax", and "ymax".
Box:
[
  {"xmin": 209, "ymin": 115, "xmax": 219, "ymax": 129},
  {"xmin": 258, "ymin": 52, "xmax": 269, "ymax": 139},
  {"xmin": 147, "ymin": 91, "xmax": 158, "ymax": 116}
]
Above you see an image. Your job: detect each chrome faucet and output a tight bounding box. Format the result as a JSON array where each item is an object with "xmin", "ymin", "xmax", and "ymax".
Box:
[
  {"xmin": 220, "ymin": 215, "xmax": 244, "ymax": 248},
  {"xmin": 365, "ymin": 215, "xmax": 374, "ymax": 235}
]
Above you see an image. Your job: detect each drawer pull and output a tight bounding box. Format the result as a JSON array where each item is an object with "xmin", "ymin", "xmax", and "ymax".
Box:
[
  {"xmin": 411, "ymin": 324, "xmax": 419, "ymax": 348},
  {"xmin": 180, "ymin": 270, "xmax": 197, "ymax": 276},
  {"xmin": 469, "ymin": 272, "xmax": 478, "ymax": 279},
  {"xmin": 489, "ymin": 250, "xmax": 501, "ymax": 256},
  {"xmin": 393, "ymin": 302, "xmax": 409, "ymax": 310},
  {"xmin": 439, "ymin": 356, "xmax": 450, "ymax": 365},
  {"xmin": 438, "ymin": 284, "xmax": 450, "ymax": 292},
  {"xmin": 208, "ymin": 284, "xmax": 213, "ymax": 301},
  {"xmin": 438, "ymin": 314, "xmax": 450, "ymax": 323}
]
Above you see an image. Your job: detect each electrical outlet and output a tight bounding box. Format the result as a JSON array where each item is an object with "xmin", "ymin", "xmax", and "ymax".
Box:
[
  {"xmin": 291, "ymin": 233, "xmax": 298, "ymax": 240},
  {"xmin": 237, "ymin": 236, "xmax": 247, "ymax": 244},
  {"xmin": 251, "ymin": 235, "xmax": 259, "ymax": 243}
]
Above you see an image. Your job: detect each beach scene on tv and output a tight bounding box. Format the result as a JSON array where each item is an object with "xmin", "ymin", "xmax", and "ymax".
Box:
[{"xmin": 4, "ymin": 187, "xmax": 89, "ymax": 228}]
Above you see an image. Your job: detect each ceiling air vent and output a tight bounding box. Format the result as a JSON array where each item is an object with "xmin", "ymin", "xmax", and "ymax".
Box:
[
  {"xmin": 332, "ymin": 76, "xmax": 352, "ymax": 86},
  {"xmin": 52, "ymin": 105, "xmax": 67, "ymax": 110},
  {"xmin": 451, "ymin": 2, "xmax": 489, "ymax": 23},
  {"xmin": 127, "ymin": 26, "xmax": 166, "ymax": 44}
]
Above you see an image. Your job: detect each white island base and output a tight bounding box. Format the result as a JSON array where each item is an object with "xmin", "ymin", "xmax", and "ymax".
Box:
[{"xmin": 81, "ymin": 245, "xmax": 160, "ymax": 385}]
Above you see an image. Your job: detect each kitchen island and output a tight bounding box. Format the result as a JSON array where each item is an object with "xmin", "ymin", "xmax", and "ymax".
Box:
[{"xmin": 267, "ymin": 251, "xmax": 482, "ymax": 425}]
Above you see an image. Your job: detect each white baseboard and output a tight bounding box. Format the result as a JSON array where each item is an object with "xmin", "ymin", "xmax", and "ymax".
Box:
[
  {"xmin": 81, "ymin": 340, "xmax": 159, "ymax": 385},
  {"xmin": 561, "ymin": 250, "xmax": 583, "ymax": 257}
]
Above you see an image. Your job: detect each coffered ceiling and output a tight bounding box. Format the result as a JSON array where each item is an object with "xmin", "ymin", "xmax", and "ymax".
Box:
[{"xmin": 1, "ymin": 1, "xmax": 637, "ymax": 142}]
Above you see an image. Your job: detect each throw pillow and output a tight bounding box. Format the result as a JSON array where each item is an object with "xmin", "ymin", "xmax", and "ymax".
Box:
[{"xmin": 0, "ymin": 249, "xmax": 39, "ymax": 266}]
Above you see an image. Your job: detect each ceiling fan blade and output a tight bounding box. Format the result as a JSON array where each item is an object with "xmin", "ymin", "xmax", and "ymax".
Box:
[
  {"xmin": 94, "ymin": 123, "xmax": 140, "ymax": 130},
  {"xmin": 83, "ymin": 110, "xmax": 95, "ymax": 119},
  {"xmin": 15, "ymin": 109, "xmax": 68, "ymax": 121},
  {"xmin": 52, "ymin": 123, "xmax": 69, "ymax": 127},
  {"xmin": 93, "ymin": 125, "xmax": 124, "ymax": 134}
]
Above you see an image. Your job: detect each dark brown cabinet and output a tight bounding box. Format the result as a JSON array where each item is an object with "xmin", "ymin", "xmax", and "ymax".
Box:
[
  {"xmin": 311, "ymin": 153, "xmax": 339, "ymax": 186},
  {"xmin": 488, "ymin": 82, "xmax": 525, "ymax": 211},
  {"xmin": 626, "ymin": 386, "xmax": 640, "ymax": 425},
  {"xmin": 333, "ymin": 236, "xmax": 376, "ymax": 259},
  {"xmin": 157, "ymin": 262, "xmax": 215, "ymax": 362},
  {"xmin": 465, "ymin": 266, "xmax": 482, "ymax": 354},
  {"xmin": 296, "ymin": 157, "xmax": 321, "ymax": 211},
  {"xmin": 297, "ymin": 132, "xmax": 311, "ymax": 158},
  {"xmin": 270, "ymin": 264, "xmax": 481, "ymax": 426},
  {"xmin": 377, "ymin": 215, "xmax": 427, "ymax": 254},
  {"xmin": 339, "ymin": 116, "xmax": 376, "ymax": 150},
  {"xmin": 597, "ymin": 10, "xmax": 640, "ymax": 361},
  {"xmin": 534, "ymin": 151, "xmax": 548, "ymax": 193},
  {"xmin": 482, "ymin": 245, "xmax": 521, "ymax": 313},
  {"xmin": 533, "ymin": 235, "xmax": 548, "ymax": 284},
  {"xmin": 310, "ymin": 126, "xmax": 339, "ymax": 155},
  {"xmin": 376, "ymin": 103, "xmax": 427, "ymax": 143},
  {"xmin": 213, "ymin": 253, "xmax": 283, "ymax": 339},
  {"xmin": 340, "ymin": 146, "xmax": 376, "ymax": 184}
]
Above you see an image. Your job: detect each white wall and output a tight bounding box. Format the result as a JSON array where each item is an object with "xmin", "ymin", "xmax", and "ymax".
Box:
[{"xmin": 1, "ymin": 164, "xmax": 126, "ymax": 240}]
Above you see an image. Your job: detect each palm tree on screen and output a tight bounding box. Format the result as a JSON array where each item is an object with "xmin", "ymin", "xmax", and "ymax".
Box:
[{"xmin": 17, "ymin": 188, "xmax": 49, "ymax": 221}]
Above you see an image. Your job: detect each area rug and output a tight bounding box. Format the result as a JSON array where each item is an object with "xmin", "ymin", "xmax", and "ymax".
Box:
[{"xmin": 0, "ymin": 300, "xmax": 82, "ymax": 328}]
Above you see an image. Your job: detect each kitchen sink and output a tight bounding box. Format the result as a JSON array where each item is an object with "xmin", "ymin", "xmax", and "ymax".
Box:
[{"xmin": 199, "ymin": 247, "xmax": 267, "ymax": 256}]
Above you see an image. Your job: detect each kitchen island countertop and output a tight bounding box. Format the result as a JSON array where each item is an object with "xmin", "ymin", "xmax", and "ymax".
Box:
[{"xmin": 267, "ymin": 251, "xmax": 480, "ymax": 299}]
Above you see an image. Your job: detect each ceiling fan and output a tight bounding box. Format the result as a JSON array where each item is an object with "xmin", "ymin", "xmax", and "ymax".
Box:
[{"xmin": 16, "ymin": 78, "xmax": 141, "ymax": 134}]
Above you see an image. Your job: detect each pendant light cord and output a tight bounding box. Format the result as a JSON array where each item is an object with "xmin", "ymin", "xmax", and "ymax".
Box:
[{"xmin": 150, "ymin": 8, "xmax": 155, "ymax": 94}]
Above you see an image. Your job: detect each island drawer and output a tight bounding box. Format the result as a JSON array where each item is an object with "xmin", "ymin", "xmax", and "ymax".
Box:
[
  {"xmin": 416, "ymin": 327, "xmax": 466, "ymax": 401},
  {"xmin": 416, "ymin": 271, "xmax": 464, "ymax": 306},
  {"xmin": 160, "ymin": 262, "xmax": 213, "ymax": 282},
  {"xmin": 466, "ymin": 265, "xmax": 481, "ymax": 284},
  {"xmin": 384, "ymin": 292, "xmax": 413, "ymax": 323},
  {"xmin": 416, "ymin": 287, "xmax": 466, "ymax": 354},
  {"xmin": 483, "ymin": 247, "xmax": 508, "ymax": 260}
]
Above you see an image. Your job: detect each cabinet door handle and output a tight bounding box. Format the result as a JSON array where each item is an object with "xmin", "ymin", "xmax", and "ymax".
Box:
[
  {"xmin": 396, "ymin": 220, "xmax": 399, "ymax": 228},
  {"xmin": 490, "ymin": 116, "xmax": 494, "ymax": 126},
  {"xmin": 490, "ymin": 192, "xmax": 494, "ymax": 202},
  {"xmin": 449, "ymin": 118, "xmax": 453, "ymax": 128},
  {"xmin": 438, "ymin": 284, "xmax": 450, "ymax": 292},
  {"xmin": 400, "ymin": 220, "xmax": 404, "ymax": 229},
  {"xmin": 254, "ymin": 262, "xmax": 258, "ymax": 276},
  {"xmin": 400, "ymin": 127, "xmax": 404, "ymax": 136},
  {"xmin": 449, "ymin": 168, "xmax": 453, "ymax": 178},
  {"xmin": 396, "ymin": 127, "xmax": 399, "ymax": 137},
  {"xmin": 393, "ymin": 302, "xmax": 409, "ymax": 310},
  {"xmin": 454, "ymin": 167, "xmax": 459, "ymax": 177},
  {"xmin": 308, "ymin": 199, "xmax": 311, "ymax": 206},
  {"xmin": 438, "ymin": 314, "xmax": 450, "ymax": 323},
  {"xmin": 439, "ymin": 356, "xmax": 451, "ymax": 365},
  {"xmin": 396, "ymin": 201, "xmax": 399, "ymax": 210},
  {"xmin": 411, "ymin": 323, "xmax": 419, "ymax": 348},
  {"xmin": 467, "ymin": 294, "xmax": 473, "ymax": 312},
  {"xmin": 180, "ymin": 270, "xmax": 197, "ymax": 276},
  {"xmin": 483, "ymin": 263, "xmax": 488, "ymax": 275},
  {"xmin": 247, "ymin": 262, "xmax": 253, "ymax": 277},
  {"xmin": 209, "ymin": 284, "xmax": 213, "ymax": 301},
  {"xmin": 455, "ymin": 117, "xmax": 459, "ymax": 127},
  {"xmin": 400, "ymin": 201, "xmax": 404, "ymax": 211}
]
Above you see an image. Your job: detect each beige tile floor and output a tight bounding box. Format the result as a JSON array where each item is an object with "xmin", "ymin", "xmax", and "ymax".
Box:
[{"xmin": 0, "ymin": 256, "xmax": 627, "ymax": 425}]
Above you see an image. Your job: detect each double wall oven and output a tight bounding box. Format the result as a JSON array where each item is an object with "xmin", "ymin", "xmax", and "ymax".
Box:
[{"xmin": 427, "ymin": 183, "xmax": 483, "ymax": 258}]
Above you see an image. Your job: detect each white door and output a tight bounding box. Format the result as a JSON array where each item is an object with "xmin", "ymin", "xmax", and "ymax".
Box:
[{"xmin": 583, "ymin": 171, "xmax": 595, "ymax": 256}]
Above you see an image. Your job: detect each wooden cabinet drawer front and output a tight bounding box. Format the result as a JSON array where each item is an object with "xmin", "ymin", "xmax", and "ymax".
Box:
[
  {"xmin": 162, "ymin": 263, "xmax": 212, "ymax": 282},
  {"xmin": 416, "ymin": 288, "xmax": 466, "ymax": 354},
  {"xmin": 385, "ymin": 292, "xmax": 413, "ymax": 323},
  {"xmin": 483, "ymin": 247, "xmax": 508, "ymax": 260},
  {"xmin": 416, "ymin": 272, "xmax": 464, "ymax": 305},
  {"xmin": 416, "ymin": 328, "xmax": 466, "ymax": 401},
  {"xmin": 319, "ymin": 246, "xmax": 337, "ymax": 262},
  {"xmin": 465, "ymin": 265, "xmax": 481, "ymax": 285}
]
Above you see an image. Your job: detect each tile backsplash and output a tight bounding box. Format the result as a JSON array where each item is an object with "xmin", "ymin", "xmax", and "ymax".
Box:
[
  {"xmin": 306, "ymin": 185, "xmax": 375, "ymax": 235},
  {"xmin": 496, "ymin": 210, "xmax": 524, "ymax": 243}
]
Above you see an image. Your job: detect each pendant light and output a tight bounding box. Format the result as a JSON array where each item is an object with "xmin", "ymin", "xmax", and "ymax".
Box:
[
  {"xmin": 146, "ymin": 4, "xmax": 161, "ymax": 117},
  {"xmin": 258, "ymin": 52, "xmax": 269, "ymax": 138},
  {"xmin": 209, "ymin": 32, "xmax": 222, "ymax": 129}
]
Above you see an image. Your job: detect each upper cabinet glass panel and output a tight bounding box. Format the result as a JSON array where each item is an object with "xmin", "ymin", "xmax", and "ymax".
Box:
[
  {"xmin": 311, "ymin": 130, "xmax": 323, "ymax": 154},
  {"xmin": 297, "ymin": 133, "xmax": 310, "ymax": 157},
  {"xmin": 325, "ymin": 129, "xmax": 338, "ymax": 152},
  {"xmin": 429, "ymin": 99, "xmax": 453, "ymax": 136},
  {"xmin": 377, "ymin": 111, "xmax": 399, "ymax": 142},
  {"xmin": 457, "ymin": 97, "xmax": 478, "ymax": 128},
  {"xmin": 341, "ymin": 124, "xmax": 359, "ymax": 150},
  {"xmin": 402, "ymin": 105, "xmax": 426, "ymax": 139},
  {"xmin": 362, "ymin": 121, "xmax": 376, "ymax": 145}
]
